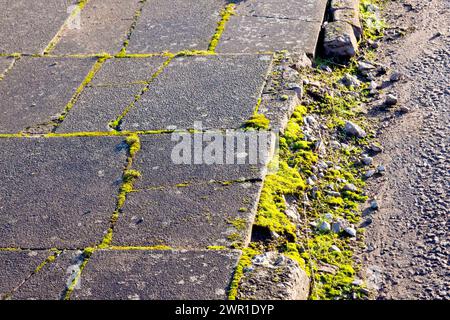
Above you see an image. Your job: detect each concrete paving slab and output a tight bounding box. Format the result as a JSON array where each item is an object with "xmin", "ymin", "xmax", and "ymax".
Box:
[
  {"xmin": 52, "ymin": 0, "xmax": 143, "ymax": 54},
  {"xmin": 89, "ymin": 57, "xmax": 168, "ymax": 86},
  {"xmin": 0, "ymin": 250, "xmax": 50, "ymax": 299},
  {"xmin": 121, "ymin": 55, "xmax": 272, "ymax": 131},
  {"xmin": 235, "ymin": 0, "xmax": 327, "ymax": 21},
  {"xmin": 12, "ymin": 250, "xmax": 84, "ymax": 300},
  {"xmin": 0, "ymin": 57, "xmax": 95, "ymax": 133},
  {"xmin": 0, "ymin": 57, "xmax": 14, "ymax": 77},
  {"xmin": 217, "ymin": 15, "xmax": 322, "ymax": 55},
  {"xmin": 0, "ymin": 1, "xmax": 73, "ymax": 54},
  {"xmin": 113, "ymin": 182, "xmax": 262, "ymax": 248},
  {"xmin": 0, "ymin": 137, "xmax": 127, "ymax": 248},
  {"xmin": 126, "ymin": 0, "xmax": 226, "ymax": 53},
  {"xmin": 56, "ymin": 85, "xmax": 143, "ymax": 133},
  {"xmin": 71, "ymin": 250, "xmax": 240, "ymax": 300},
  {"xmin": 132, "ymin": 134, "xmax": 271, "ymax": 188}
]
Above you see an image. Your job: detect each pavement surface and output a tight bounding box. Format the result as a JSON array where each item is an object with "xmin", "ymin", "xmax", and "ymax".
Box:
[
  {"xmin": 361, "ymin": 0, "xmax": 450, "ymax": 300},
  {"xmin": 0, "ymin": 0, "xmax": 327, "ymax": 299}
]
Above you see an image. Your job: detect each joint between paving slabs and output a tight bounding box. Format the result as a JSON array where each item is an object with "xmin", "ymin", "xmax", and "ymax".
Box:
[
  {"xmin": 2, "ymin": 249, "xmax": 61, "ymax": 300},
  {"xmin": 42, "ymin": 0, "xmax": 91, "ymax": 55},
  {"xmin": 109, "ymin": 55, "xmax": 174, "ymax": 131},
  {"xmin": 116, "ymin": 0, "xmax": 148, "ymax": 57},
  {"xmin": 62, "ymin": 134, "xmax": 140, "ymax": 300}
]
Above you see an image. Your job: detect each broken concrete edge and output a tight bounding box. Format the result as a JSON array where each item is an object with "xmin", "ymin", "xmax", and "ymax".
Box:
[
  {"xmin": 237, "ymin": 251, "xmax": 310, "ymax": 300},
  {"xmin": 322, "ymin": 0, "xmax": 362, "ymax": 59}
]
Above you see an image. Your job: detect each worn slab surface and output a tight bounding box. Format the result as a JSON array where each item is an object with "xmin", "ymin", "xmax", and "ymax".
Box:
[
  {"xmin": 89, "ymin": 57, "xmax": 168, "ymax": 86},
  {"xmin": 71, "ymin": 250, "xmax": 240, "ymax": 300},
  {"xmin": 127, "ymin": 0, "xmax": 226, "ymax": 53},
  {"xmin": 121, "ymin": 55, "xmax": 272, "ymax": 131},
  {"xmin": 132, "ymin": 134, "xmax": 271, "ymax": 188},
  {"xmin": 0, "ymin": 57, "xmax": 95, "ymax": 133},
  {"xmin": 52, "ymin": 0, "xmax": 143, "ymax": 54},
  {"xmin": 0, "ymin": 250, "xmax": 50, "ymax": 299},
  {"xmin": 0, "ymin": 57, "xmax": 14, "ymax": 77},
  {"xmin": 0, "ymin": 1, "xmax": 73, "ymax": 54},
  {"xmin": 113, "ymin": 182, "xmax": 262, "ymax": 248},
  {"xmin": 217, "ymin": 15, "xmax": 323, "ymax": 55},
  {"xmin": 235, "ymin": 0, "xmax": 327, "ymax": 21},
  {"xmin": 0, "ymin": 137, "xmax": 127, "ymax": 248},
  {"xmin": 56, "ymin": 85, "xmax": 143, "ymax": 133},
  {"xmin": 11, "ymin": 250, "xmax": 83, "ymax": 300}
]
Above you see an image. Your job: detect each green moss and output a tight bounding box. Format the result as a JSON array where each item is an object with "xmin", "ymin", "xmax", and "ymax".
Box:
[
  {"xmin": 206, "ymin": 245, "xmax": 227, "ymax": 250},
  {"xmin": 54, "ymin": 57, "xmax": 107, "ymax": 127},
  {"xmin": 34, "ymin": 250, "xmax": 61, "ymax": 273},
  {"xmin": 228, "ymin": 246, "xmax": 260, "ymax": 300},
  {"xmin": 244, "ymin": 113, "xmax": 270, "ymax": 131},
  {"xmin": 64, "ymin": 247, "xmax": 93, "ymax": 300},
  {"xmin": 254, "ymin": 162, "xmax": 305, "ymax": 239},
  {"xmin": 176, "ymin": 182, "xmax": 190, "ymax": 188},
  {"xmin": 110, "ymin": 55, "xmax": 174, "ymax": 130},
  {"xmin": 43, "ymin": 0, "xmax": 90, "ymax": 54},
  {"xmin": 228, "ymin": 218, "xmax": 247, "ymax": 231},
  {"xmin": 108, "ymin": 245, "xmax": 172, "ymax": 251},
  {"xmin": 208, "ymin": 4, "xmax": 235, "ymax": 52}
]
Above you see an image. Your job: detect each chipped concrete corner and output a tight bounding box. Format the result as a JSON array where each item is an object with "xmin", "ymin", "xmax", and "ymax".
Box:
[{"xmin": 323, "ymin": 0, "xmax": 362, "ymax": 59}]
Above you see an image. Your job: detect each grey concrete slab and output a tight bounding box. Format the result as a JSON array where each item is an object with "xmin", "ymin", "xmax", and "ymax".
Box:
[
  {"xmin": 0, "ymin": 57, "xmax": 14, "ymax": 77},
  {"xmin": 89, "ymin": 57, "xmax": 168, "ymax": 86},
  {"xmin": 121, "ymin": 55, "xmax": 272, "ymax": 131},
  {"xmin": 52, "ymin": 0, "xmax": 143, "ymax": 54},
  {"xmin": 12, "ymin": 250, "xmax": 84, "ymax": 300},
  {"xmin": 216, "ymin": 15, "xmax": 322, "ymax": 55},
  {"xmin": 132, "ymin": 134, "xmax": 271, "ymax": 188},
  {"xmin": 235, "ymin": 0, "xmax": 327, "ymax": 21},
  {"xmin": 0, "ymin": 250, "xmax": 50, "ymax": 299},
  {"xmin": 0, "ymin": 137, "xmax": 127, "ymax": 248},
  {"xmin": 71, "ymin": 250, "xmax": 240, "ymax": 300},
  {"xmin": 113, "ymin": 182, "xmax": 262, "ymax": 248},
  {"xmin": 126, "ymin": 0, "xmax": 226, "ymax": 53},
  {"xmin": 0, "ymin": 1, "xmax": 73, "ymax": 54},
  {"xmin": 56, "ymin": 85, "xmax": 143, "ymax": 133},
  {"xmin": 0, "ymin": 57, "xmax": 95, "ymax": 133}
]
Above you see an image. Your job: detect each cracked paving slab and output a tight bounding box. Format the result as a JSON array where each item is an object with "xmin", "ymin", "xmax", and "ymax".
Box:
[
  {"xmin": 0, "ymin": 57, "xmax": 96, "ymax": 133},
  {"xmin": 113, "ymin": 182, "xmax": 262, "ymax": 248},
  {"xmin": 11, "ymin": 250, "xmax": 84, "ymax": 300},
  {"xmin": 0, "ymin": 137, "xmax": 127, "ymax": 248},
  {"xmin": 56, "ymin": 85, "xmax": 144, "ymax": 133},
  {"xmin": 121, "ymin": 55, "xmax": 272, "ymax": 131},
  {"xmin": 0, "ymin": 0, "xmax": 74, "ymax": 54},
  {"xmin": 0, "ymin": 250, "xmax": 51, "ymax": 300},
  {"xmin": 52, "ymin": 0, "xmax": 143, "ymax": 55},
  {"xmin": 126, "ymin": 0, "xmax": 227, "ymax": 53},
  {"xmin": 71, "ymin": 250, "xmax": 240, "ymax": 300},
  {"xmin": 132, "ymin": 134, "xmax": 273, "ymax": 188},
  {"xmin": 217, "ymin": 15, "xmax": 324, "ymax": 55}
]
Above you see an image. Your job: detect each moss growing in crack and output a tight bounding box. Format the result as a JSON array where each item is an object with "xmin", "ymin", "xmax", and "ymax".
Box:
[
  {"xmin": 54, "ymin": 57, "xmax": 107, "ymax": 127},
  {"xmin": 244, "ymin": 113, "xmax": 270, "ymax": 131},
  {"xmin": 206, "ymin": 245, "xmax": 227, "ymax": 250},
  {"xmin": 208, "ymin": 4, "xmax": 235, "ymax": 52},
  {"xmin": 34, "ymin": 250, "xmax": 61, "ymax": 273},
  {"xmin": 125, "ymin": 134, "xmax": 141, "ymax": 159},
  {"xmin": 228, "ymin": 246, "xmax": 260, "ymax": 300},
  {"xmin": 108, "ymin": 245, "xmax": 172, "ymax": 251},
  {"xmin": 64, "ymin": 247, "xmax": 93, "ymax": 300}
]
